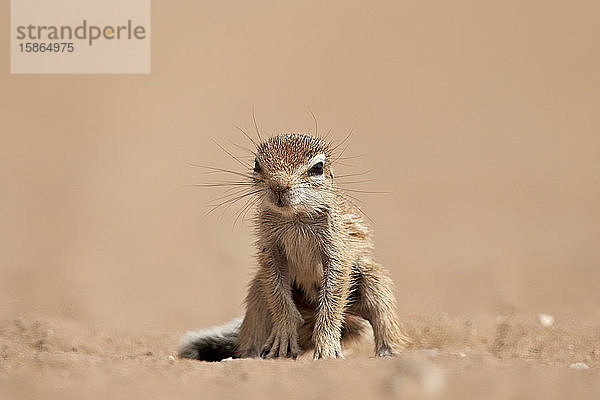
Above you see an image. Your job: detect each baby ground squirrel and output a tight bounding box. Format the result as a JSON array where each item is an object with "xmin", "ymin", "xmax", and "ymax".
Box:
[{"xmin": 180, "ymin": 132, "xmax": 409, "ymax": 360}]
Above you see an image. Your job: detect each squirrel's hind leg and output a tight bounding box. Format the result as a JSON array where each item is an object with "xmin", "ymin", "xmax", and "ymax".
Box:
[
  {"xmin": 351, "ymin": 263, "xmax": 410, "ymax": 356},
  {"xmin": 237, "ymin": 276, "xmax": 272, "ymax": 358}
]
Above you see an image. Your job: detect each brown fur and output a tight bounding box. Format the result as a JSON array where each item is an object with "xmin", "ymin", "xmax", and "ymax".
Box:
[{"xmin": 180, "ymin": 132, "xmax": 409, "ymax": 360}]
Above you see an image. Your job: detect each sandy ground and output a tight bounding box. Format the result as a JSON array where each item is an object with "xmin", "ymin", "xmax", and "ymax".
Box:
[
  {"xmin": 1, "ymin": 314, "xmax": 599, "ymax": 399},
  {"xmin": 2, "ymin": 1, "xmax": 600, "ymax": 399}
]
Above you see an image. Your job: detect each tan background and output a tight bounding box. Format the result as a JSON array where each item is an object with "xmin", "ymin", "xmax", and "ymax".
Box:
[{"xmin": 1, "ymin": 1, "xmax": 599, "ymax": 399}]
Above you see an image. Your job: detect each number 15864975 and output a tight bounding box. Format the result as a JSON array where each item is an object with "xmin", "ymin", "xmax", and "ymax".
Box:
[{"xmin": 19, "ymin": 42, "xmax": 74, "ymax": 52}]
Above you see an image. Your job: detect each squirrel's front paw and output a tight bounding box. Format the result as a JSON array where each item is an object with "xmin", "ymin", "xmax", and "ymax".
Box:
[
  {"xmin": 261, "ymin": 326, "xmax": 299, "ymax": 359},
  {"xmin": 313, "ymin": 340, "xmax": 343, "ymax": 360}
]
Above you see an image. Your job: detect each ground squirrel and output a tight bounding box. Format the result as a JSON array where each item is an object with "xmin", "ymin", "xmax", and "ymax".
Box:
[{"xmin": 180, "ymin": 132, "xmax": 409, "ymax": 360}]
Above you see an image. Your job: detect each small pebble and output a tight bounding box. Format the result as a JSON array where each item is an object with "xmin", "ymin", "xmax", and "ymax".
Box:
[
  {"xmin": 538, "ymin": 313, "xmax": 555, "ymax": 327},
  {"xmin": 167, "ymin": 355, "xmax": 175, "ymax": 362},
  {"xmin": 418, "ymin": 349, "xmax": 438, "ymax": 356},
  {"xmin": 569, "ymin": 362, "xmax": 589, "ymax": 370}
]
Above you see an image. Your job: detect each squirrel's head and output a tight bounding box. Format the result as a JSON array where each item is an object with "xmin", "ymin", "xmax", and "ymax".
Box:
[{"xmin": 253, "ymin": 133, "xmax": 335, "ymax": 216}]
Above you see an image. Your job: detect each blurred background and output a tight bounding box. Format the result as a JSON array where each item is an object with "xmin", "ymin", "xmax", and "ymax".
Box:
[{"xmin": 1, "ymin": 0, "xmax": 599, "ymax": 339}]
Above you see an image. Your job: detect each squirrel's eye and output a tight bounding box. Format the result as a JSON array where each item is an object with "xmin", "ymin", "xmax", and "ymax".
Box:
[
  {"xmin": 308, "ymin": 161, "xmax": 324, "ymax": 175},
  {"xmin": 253, "ymin": 159, "xmax": 261, "ymax": 173}
]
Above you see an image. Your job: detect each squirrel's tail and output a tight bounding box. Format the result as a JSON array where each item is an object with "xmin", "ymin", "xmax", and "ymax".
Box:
[{"xmin": 178, "ymin": 317, "xmax": 242, "ymax": 361}]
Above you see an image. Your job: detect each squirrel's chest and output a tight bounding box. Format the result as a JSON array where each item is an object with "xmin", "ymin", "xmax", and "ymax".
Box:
[{"xmin": 279, "ymin": 226, "xmax": 323, "ymax": 303}]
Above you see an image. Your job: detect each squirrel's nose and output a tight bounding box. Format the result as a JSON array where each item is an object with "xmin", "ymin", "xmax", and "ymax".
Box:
[{"xmin": 270, "ymin": 183, "xmax": 290, "ymax": 193}]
